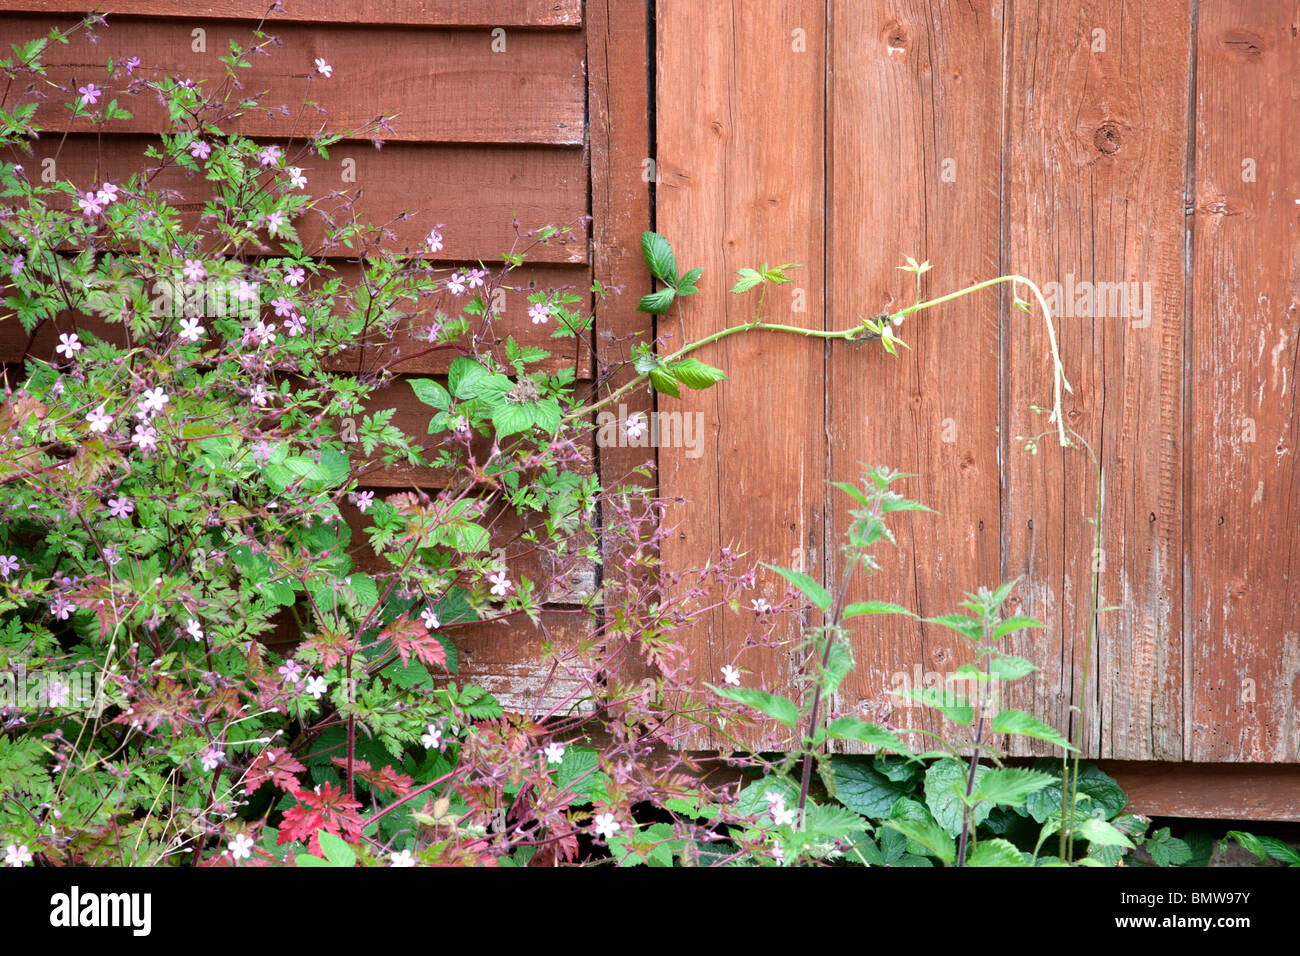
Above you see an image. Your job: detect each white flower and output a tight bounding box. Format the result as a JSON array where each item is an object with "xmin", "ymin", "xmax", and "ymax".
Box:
[
  {"xmin": 4, "ymin": 844, "xmax": 33, "ymax": 867},
  {"xmin": 314, "ymin": 58, "xmax": 333, "ymax": 78},
  {"xmin": 228, "ymin": 833, "xmax": 255, "ymax": 861},
  {"xmin": 139, "ymin": 387, "xmax": 170, "ymax": 415},
  {"xmin": 720, "ymin": 664, "xmax": 741, "ymax": 686},
  {"xmin": 86, "ymin": 405, "xmax": 112, "ymax": 433},
  {"xmin": 421, "ymin": 724, "xmax": 442, "ymax": 749},
  {"xmin": 184, "ymin": 619, "xmax": 203, "ymax": 641},
  {"xmin": 200, "ymin": 748, "xmax": 221, "ymax": 772},
  {"xmin": 421, "ymin": 607, "xmax": 440, "ymax": 630},
  {"xmin": 288, "ymin": 167, "xmax": 307, "ymax": 189},
  {"xmin": 543, "ymin": 742, "xmax": 565, "ymax": 765},
  {"xmin": 390, "ymin": 849, "xmax": 415, "ymax": 867},
  {"xmin": 488, "ymin": 571, "xmax": 513, "ymax": 597},
  {"xmin": 178, "ymin": 317, "xmax": 205, "ymax": 343},
  {"xmin": 751, "ymin": 598, "xmax": 772, "ymax": 613},
  {"xmin": 304, "ymin": 675, "xmax": 328, "ymax": 700},
  {"xmin": 593, "ymin": 812, "xmax": 621, "ymax": 840},
  {"xmin": 765, "ymin": 792, "xmax": 796, "ymax": 827},
  {"xmin": 47, "ymin": 681, "xmax": 69, "ymax": 707},
  {"xmin": 625, "ymin": 414, "xmax": 647, "ymax": 440}
]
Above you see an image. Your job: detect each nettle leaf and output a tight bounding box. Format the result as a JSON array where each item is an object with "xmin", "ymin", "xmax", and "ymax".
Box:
[
  {"xmin": 828, "ymin": 756, "xmax": 911, "ymax": 818},
  {"xmin": 825, "ymin": 717, "xmax": 912, "ymax": 757},
  {"xmin": 989, "ymin": 708, "xmax": 1074, "ymax": 751},
  {"xmin": 762, "ymin": 563, "xmax": 831, "ymax": 611},
  {"xmin": 1076, "ymin": 816, "xmax": 1135, "ymax": 850},
  {"xmin": 966, "ymin": 838, "xmax": 1028, "ymax": 867},
  {"xmin": 923, "ymin": 613, "xmax": 983, "ymax": 642},
  {"xmin": 992, "ymin": 615, "xmax": 1045, "ymax": 639},
  {"xmin": 1024, "ymin": 761, "xmax": 1125, "ymax": 823},
  {"xmin": 924, "ymin": 759, "xmax": 991, "ymax": 837},
  {"xmin": 974, "ymin": 768, "xmax": 1055, "ymax": 809},
  {"xmin": 844, "ymin": 600, "xmax": 916, "ymax": 619},
  {"xmin": 880, "ymin": 817, "xmax": 954, "ymax": 865},
  {"xmin": 637, "ymin": 287, "xmax": 676, "ymax": 315},
  {"xmin": 667, "ymin": 358, "xmax": 727, "ymax": 390},
  {"xmin": 640, "ymin": 231, "xmax": 677, "ymax": 285},
  {"xmin": 708, "ymin": 684, "xmax": 799, "ymax": 727},
  {"xmin": 802, "ymin": 803, "xmax": 869, "ymax": 841}
]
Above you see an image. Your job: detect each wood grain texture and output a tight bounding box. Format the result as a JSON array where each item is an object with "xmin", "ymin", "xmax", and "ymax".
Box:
[
  {"xmin": 10, "ymin": 135, "xmax": 588, "ymax": 262},
  {"xmin": 1101, "ymin": 761, "xmax": 1300, "ymax": 822},
  {"xmin": 1000, "ymin": 1, "xmax": 1189, "ymax": 760},
  {"xmin": 657, "ymin": 0, "xmax": 826, "ymax": 749},
  {"xmin": 827, "ymin": 0, "xmax": 1003, "ymax": 754},
  {"xmin": 8, "ymin": 14, "xmax": 585, "ymax": 144},
  {"xmin": 1188, "ymin": 1, "xmax": 1300, "ymax": 762},
  {"xmin": 585, "ymin": 0, "xmax": 656, "ymax": 691},
  {"xmin": 3, "ymin": 0, "xmax": 583, "ymax": 27}
]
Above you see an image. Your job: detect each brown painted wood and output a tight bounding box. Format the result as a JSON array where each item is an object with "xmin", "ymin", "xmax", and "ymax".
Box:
[
  {"xmin": 1188, "ymin": 1, "xmax": 1300, "ymax": 763},
  {"xmin": 1101, "ymin": 761, "xmax": 1300, "ymax": 822},
  {"xmin": 657, "ymin": 0, "xmax": 826, "ymax": 749},
  {"xmin": 586, "ymin": 0, "xmax": 656, "ymax": 496},
  {"xmin": 4, "ymin": 1, "xmax": 583, "ymax": 27},
  {"xmin": 1000, "ymin": 1, "xmax": 1189, "ymax": 760},
  {"xmin": 10, "ymin": 135, "xmax": 588, "ymax": 263},
  {"xmin": 8, "ymin": 14, "xmax": 585, "ymax": 145},
  {"xmin": 827, "ymin": 0, "xmax": 1003, "ymax": 755}
]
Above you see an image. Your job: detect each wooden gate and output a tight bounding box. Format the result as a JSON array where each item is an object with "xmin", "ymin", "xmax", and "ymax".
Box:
[{"xmin": 657, "ymin": 0, "xmax": 1300, "ymax": 772}]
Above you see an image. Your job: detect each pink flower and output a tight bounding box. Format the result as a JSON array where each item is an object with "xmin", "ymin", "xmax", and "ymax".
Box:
[
  {"xmin": 284, "ymin": 266, "xmax": 305, "ymax": 287},
  {"xmin": 122, "ymin": 56, "xmax": 140, "ymax": 76},
  {"xmin": 106, "ymin": 497, "xmax": 134, "ymax": 519},
  {"xmin": 200, "ymin": 748, "xmax": 221, "ymax": 772},
  {"xmin": 445, "ymin": 273, "xmax": 467, "ymax": 296},
  {"xmin": 250, "ymin": 384, "xmax": 269, "ymax": 406},
  {"xmin": 278, "ymin": 659, "xmax": 303, "ymax": 684},
  {"xmin": 183, "ymin": 259, "xmax": 207, "ymax": 283},
  {"xmin": 184, "ymin": 619, "xmax": 204, "ymax": 641},
  {"xmin": 421, "ymin": 607, "xmax": 440, "ymax": 629},
  {"xmin": 314, "ymin": 58, "xmax": 333, "ymax": 78},
  {"xmin": 55, "ymin": 333, "xmax": 82, "ymax": 360},
  {"xmin": 425, "ymin": 228, "xmax": 443, "ymax": 252},
  {"xmin": 265, "ymin": 212, "xmax": 284, "ymax": 236},
  {"xmin": 751, "ymin": 598, "xmax": 772, "ymax": 613},
  {"xmin": 270, "ymin": 296, "xmax": 294, "ymax": 317},
  {"xmin": 132, "ymin": 423, "xmax": 157, "ymax": 452},
  {"xmin": 529, "ymin": 302, "xmax": 550, "ymax": 325},
  {"xmin": 78, "ymin": 83, "xmax": 101, "ymax": 106},
  {"xmin": 4, "ymin": 844, "xmax": 33, "ymax": 867},
  {"xmin": 283, "ymin": 314, "xmax": 306, "ymax": 337},
  {"xmin": 352, "ymin": 490, "xmax": 374, "ymax": 513},
  {"xmin": 257, "ymin": 145, "xmax": 282, "ymax": 167},
  {"xmin": 189, "ymin": 140, "xmax": 211, "ymax": 161},
  {"xmin": 233, "ymin": 280, "xmax": 259, "ymax": 303},
  {"xmin": 0, "ymin": 555, "xmax": 19, "ymax": 580},
  {"xmin": 95, "ymin": 182, "xmax": 119, "ymax": 205},
  {"xmin": 50, "ymin": 596, "xmax": 75, "ymax": 620},
  {"xmin": 77, "ymin": 192, "xmax": 104, "ymax": 217},
  {"xmin": 466, "ymin": 269, "xmax": 486, "ymax": 289},
  {"xmin": 488, "ymin": 571, "xmax": 513, "ymax": 597},
  {"xmin": 624, "ymin": 414, "xmax": 647, "ymax": 440},
  {"xmin": 251, "ymin": 440, "xmax": 274, "ymax": 466},
  {"xmin": 288, "ymin": 167, "xmax": 307, "ymax": 189},
  {"xmin": 8, "ymin": 255, "xmax": 23, "ymax": 276},
  {"xmin": 139, "ymin": 387, "xmax": 169, "ymax": 415}
]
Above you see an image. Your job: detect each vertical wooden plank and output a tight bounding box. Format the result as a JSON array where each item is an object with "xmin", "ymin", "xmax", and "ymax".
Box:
[
  {"xmin": 1002, "ymin": 1, "xmax": 1188, "ymax": 759},
  {"xmin": 586, "ymin": 0, "xmax": 657, "ymax": 687},
  {"xmin": 657, "ymin": 0, "xmax": 826, "ymax": 748},
  {"xmin": 828, "ymin": 2, "xmax": 1004, "ymax": 749},
  {"xmin": 1189, "ymin": 1, "xmax": 1300, "ymax": 762}
]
